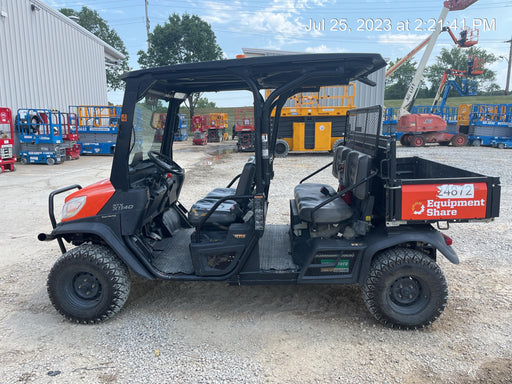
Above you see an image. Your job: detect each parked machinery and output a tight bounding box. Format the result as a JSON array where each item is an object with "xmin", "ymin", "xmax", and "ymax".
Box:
[
  {"xmin": 152, "ymin": 113, "xmax": 188, "ymax": 142},
  {"xmin": 234, "ymin": 107, "xmax": 255, "ymax": 152},
  {"xmin": 391, "ymin": 0, "xmax": 480, "ymax": 146},
  {"xmin": 272, "ymin": 84, "xmax": 355, "ymax": 157},
  {"xmin": 0, "ymin": 107, "xmax": 16, "ymax": 173},
  {"xmin": 70, "ymin": 105, "xmax": 120, "ymax": 155},
  {"xmin": 176, "ymin": 114, "xmax": 188, "ymax": 141},
  {"xmin": 206, "ymin": 113, "xmax": 228, "ymax": 143},
  {"xmin": 16, "ymin": 109, "xmax": 66, "ymax": 165},
  {"xmin": 192, "ymin": 115, "xmax": 208, "ymax": 145},
  {"xmin": 458, "ymin": 104, "xmax": 512, "ymax": 147},
  {"xmin": 61, "ymin": 112, "xmax": 81, "ymax": 160}
]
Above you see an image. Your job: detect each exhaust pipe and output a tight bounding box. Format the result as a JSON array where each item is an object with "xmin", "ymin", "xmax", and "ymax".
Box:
[{"xmin": 38, "ymin": 233, "xmax": 55, "ymax": 241}]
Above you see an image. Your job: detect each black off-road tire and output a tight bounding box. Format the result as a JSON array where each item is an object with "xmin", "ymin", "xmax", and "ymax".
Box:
[
  {"xmin": 399, "ymin": 134, "xmax": 411, "ymax": 146},
  {"xmin": 362, "ymin": 248, "xmax": 448, "ymax": 330},
  {"xmin": 331, "ymin": 138, "xmax": 344, "ymax": 153},
  {"xmin": 47, "ymin": 244, "xmax": 131, "ymax": 324},
  {"xmin": 275, "ymin": 139, "xmax": 289, "ymax": 158}
]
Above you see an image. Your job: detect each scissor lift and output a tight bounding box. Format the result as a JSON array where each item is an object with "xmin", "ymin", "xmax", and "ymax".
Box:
[
  {"xmin": 70, "ymin": 105, "xmax": 120, "ymax": 155},
  {"xmin": 0, "ymin": 107, "xmax": 16, "ymax": 172},
  {"xmin": 61, "ymin": 112, "xmax": 81, "ymax": 160},
  {"xmin": 16, "ymin": 109, "xmax": 66, "ymax": 165}
]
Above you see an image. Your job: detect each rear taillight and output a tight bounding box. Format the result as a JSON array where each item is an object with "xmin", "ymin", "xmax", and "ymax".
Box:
[{"xmin": 442, "ymin": 233, "xmax": 453, "ymax": 246}]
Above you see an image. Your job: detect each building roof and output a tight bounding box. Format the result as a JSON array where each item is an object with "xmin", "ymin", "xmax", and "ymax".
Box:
[{"xmin": 32, "ymin": 0, "xmax": 125, "ymax": 63}]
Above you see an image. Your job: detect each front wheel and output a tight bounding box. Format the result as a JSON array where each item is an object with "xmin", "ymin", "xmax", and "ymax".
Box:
[
  {"xmin": 47, "ymin": 244, "xmax": 131, "ymax": 323},
  {"xmin": 362, "ymin": 248, "xmax": 448, "ymax": 329}
]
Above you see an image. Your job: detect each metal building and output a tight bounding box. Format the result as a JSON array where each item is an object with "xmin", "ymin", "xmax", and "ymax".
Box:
[
  {"xmin": 241, "ymin": 48, "xmax": 385, "ymax": 108},
  {"xmin": 0, "ymin": 0, "xmax": 125, "ymax": 114}
]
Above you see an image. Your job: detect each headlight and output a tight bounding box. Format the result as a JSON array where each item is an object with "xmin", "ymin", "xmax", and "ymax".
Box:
[{"xmin": 62, "ymin": 196, "xmax": 86, "ymax": 220}]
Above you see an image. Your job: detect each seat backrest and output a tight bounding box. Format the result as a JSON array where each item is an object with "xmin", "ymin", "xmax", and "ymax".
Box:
[
  {"xmin": 332, "ymin": 145, "xmax": 351, "ymax": 181},
  {"xmin": 235, "ymin": 157, "xmax": 256, "ymax": 196},
  {"xmin": 344, "ymin": 150, "xmax": 371, "ymax": 200}
]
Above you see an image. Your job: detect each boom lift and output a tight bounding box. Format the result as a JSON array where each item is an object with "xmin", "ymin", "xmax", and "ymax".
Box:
[
  {"xmin": 432, "ymin": 56, "xmax": 484, "ymax": 110},
  {"xmin": 394, "ymin": 0, "xmax": 479, "ymax": 146}
]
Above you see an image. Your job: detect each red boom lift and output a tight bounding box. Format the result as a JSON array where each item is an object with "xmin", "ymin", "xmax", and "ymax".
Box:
[{"xmin": 392, "ymin": 0, "xmax": 480, "ymax": 146}]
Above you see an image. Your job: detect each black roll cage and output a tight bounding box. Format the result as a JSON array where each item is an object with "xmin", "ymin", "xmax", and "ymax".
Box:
[{"xmin": 110, "ymin": 54, "xmax": 387, "ymax": 193}]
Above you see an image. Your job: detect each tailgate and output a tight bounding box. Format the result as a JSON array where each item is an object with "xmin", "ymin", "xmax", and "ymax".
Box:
[{"xmin": 387, "ymin": 157, "xmax": 501, "ymax": 223}]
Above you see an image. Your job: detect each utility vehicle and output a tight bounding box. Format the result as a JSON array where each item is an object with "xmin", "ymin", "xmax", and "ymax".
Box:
[{"xmin": 39, "ymin": 54, "xmax": 500, "ymax": 328}]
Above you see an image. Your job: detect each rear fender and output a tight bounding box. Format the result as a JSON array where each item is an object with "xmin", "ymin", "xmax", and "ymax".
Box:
[
  {"xmin": 359, "ymin": 227, "xmax": 458, "ymax": 284},
  {"xmin": 51, "ymin": 221, "xmax": 154, "ymax": 280}
]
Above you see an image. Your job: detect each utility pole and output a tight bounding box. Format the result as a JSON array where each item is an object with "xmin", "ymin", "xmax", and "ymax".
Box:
[
  {"xmin": 505, "ymin": 34, "xmax": 512, "ymax": 95},
  {"xmin": 145, "ymin": 0, "xmax": 150, "ymax": 50}
]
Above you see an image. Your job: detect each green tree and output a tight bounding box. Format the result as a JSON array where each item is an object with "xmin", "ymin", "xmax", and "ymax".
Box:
[
  {"xmin": 385, "ymin": 59, "xmax": 424, "ymax": 100},
  {"xmin": 196, "ymin": 97, "xmax": 217, "ymax": 108},
  {"xmin": 137, "ymin": 13, "xmax": 223, "ymax": 121},
  {"xmin": 60, "ymin": 7, "xmax": 130, "ymax": 91},
  {"xmin": 425, "ymin": 47, "xmax": 499, "ymax": 96}
]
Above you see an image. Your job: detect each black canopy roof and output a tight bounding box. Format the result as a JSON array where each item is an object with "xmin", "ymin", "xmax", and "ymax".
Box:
[{"xmin": 122, "ymin": 53, "xmax": 387, "ymax": 96}]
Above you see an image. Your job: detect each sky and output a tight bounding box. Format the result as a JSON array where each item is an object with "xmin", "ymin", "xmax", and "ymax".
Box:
[{"xmin": 47, "ymin": 0, "xmax": 512, "ymax": 106}]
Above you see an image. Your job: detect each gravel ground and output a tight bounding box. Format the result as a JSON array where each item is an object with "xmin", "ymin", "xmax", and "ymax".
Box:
[{"xmin": 0, "ymin": 141, "xmax": 511, "ymax": 384}]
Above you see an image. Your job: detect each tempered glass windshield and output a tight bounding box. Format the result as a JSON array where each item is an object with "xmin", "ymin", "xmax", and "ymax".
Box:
[{"xmin": 129, "ymin": 97, "xmax": 169, "ymax": 166}]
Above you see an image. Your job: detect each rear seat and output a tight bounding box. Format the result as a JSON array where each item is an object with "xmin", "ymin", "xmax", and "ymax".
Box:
[{"xmin": 293, "ymin": 145, "xmax": 371, "ymax": 225}]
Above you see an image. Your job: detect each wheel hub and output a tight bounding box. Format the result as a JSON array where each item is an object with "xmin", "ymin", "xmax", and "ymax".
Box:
[
  {"xmin": 390, "ymin": 276, "xmax": 421, "ymax": 305},
  {"xmin": 73, "ymin": 272, "xmax": 101, "ymax": 300}
]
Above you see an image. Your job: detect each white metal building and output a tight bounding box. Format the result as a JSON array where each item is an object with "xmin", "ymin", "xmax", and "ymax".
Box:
[{"xmin": 0, "ymin": 0, "xmax": 125, "ymax": 114}]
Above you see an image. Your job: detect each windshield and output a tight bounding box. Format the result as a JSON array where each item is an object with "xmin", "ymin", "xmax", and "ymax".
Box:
[{"xmin": 129, "ymin": 98, "xmax": 170, "ymax": 166}]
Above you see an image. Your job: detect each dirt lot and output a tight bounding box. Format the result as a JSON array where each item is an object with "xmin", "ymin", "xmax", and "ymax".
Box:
[{"xmin": 0, "ymin": 141, "xmax": 511, "ymax": 384}]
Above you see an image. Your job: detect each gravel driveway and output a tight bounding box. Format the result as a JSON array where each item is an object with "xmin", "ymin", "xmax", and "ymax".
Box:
[{"xmin": 0, "ymin": 141, "xmax": 511, "ymax": 383}]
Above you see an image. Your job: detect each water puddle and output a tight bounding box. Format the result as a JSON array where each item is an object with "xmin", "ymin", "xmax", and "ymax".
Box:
[{"xmin": 200, "ymin": 146, "xmax": 237, "ymax": 166}]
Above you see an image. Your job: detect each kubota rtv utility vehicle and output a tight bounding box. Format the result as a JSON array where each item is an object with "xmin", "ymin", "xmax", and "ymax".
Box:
[{"xmin": 39, "ymin": 54, "xmax": 500, "ymax": 329}]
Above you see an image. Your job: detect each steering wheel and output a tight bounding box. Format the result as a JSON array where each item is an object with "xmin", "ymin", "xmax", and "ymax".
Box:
[{"xmin": 147, "ymin": 151, "xmax": 184, "ymax": 176}]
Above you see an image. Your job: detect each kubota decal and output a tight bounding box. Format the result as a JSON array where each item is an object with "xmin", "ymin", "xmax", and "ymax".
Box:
[{"xmin": 401, "ymin": 183, "xmax": 487, "ymax": 220}]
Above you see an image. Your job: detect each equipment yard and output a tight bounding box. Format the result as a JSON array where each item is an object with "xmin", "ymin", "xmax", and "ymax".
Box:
[{"xmin": 0, "ymin": 141, "xmax": 511, "ymax": 383}]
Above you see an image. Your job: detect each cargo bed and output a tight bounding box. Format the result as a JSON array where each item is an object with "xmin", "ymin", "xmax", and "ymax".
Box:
[
  {"xmin": 385, "ymin": 157, "xmax": 501, "ymax": 224},
  {"xmin": 343, "ymin": 106, "xmax": 501, "ymax": 226}
]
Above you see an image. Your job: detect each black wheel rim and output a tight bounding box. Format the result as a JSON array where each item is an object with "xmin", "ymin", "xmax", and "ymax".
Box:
[
  {"xmin": 387, "ymin": 275, "xmax": 429, "ymax": 315},
  {"xmin": 62, "ymin": 270, "xmax": 104, "ymax": 309},
  {"xmin": 73, "ymin": 272, "xmax": 101, "ymax": 300}
]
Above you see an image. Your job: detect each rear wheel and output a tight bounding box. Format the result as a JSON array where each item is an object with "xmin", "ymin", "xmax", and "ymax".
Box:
[
  {"xmin": 275, "ymin": 139, "xmax": 289, "ymax": 158},
  {"xmin": 497, "ymin": 143, "xmax": 505, "ymax": 149},
  {"xmin": 411, "ymin": 135, "xmax": 425, "ymax": 147},
  {"xmin": 46, "ymin": 157, "xmax": 55, "ymax": 166},
  {"xmin": 20, "ymin": 157, "xmax": 28, "ymax": 165},
  {"xmin": 471, "ymin": 139, "xmax": 482, "ymax": 147},
  {"xmin": 451, "ymin": 134, "xmax": 468, "ymax": 147},
  {"xmin": 47, "ymin": 244, "xmax": 131, "ymax": 323},
  {"xmin": 362, "ymin": 248, "xmax": 448, "ymax": 329},
  {"xmin": 399, "ymin": 134, "xmax": 411, "ymax": 146}
]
